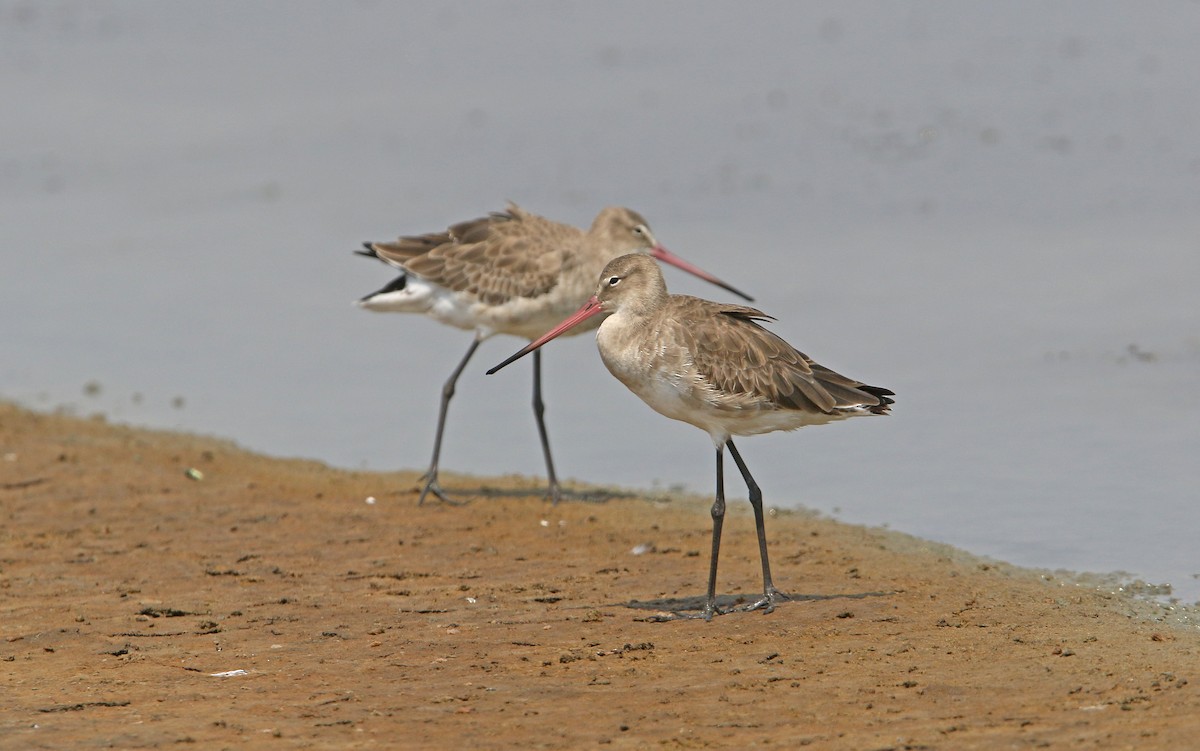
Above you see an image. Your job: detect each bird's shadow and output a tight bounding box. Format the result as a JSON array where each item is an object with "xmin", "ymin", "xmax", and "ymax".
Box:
[
  {"xmin": 447, "ymin": 485, "xmax": 637, "ymax": 503},
  {"xmin": 622, "ymin": 589, "xmax": 896, "ymax": 621}
]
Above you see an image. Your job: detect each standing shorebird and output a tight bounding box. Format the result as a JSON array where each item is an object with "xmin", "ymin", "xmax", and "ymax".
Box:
[
  {"xmin": 488, "ymin": 254, "xmax": 894, "ymax": 619},
  {"xmin": 358, "ymin": 204, "xmax": 752, "ymax": 505}
]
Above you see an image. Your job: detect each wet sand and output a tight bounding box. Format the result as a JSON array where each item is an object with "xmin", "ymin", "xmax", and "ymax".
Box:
[{"xmin": 2, "ymin": 400, "xmax": 1198, "ymax": 748}]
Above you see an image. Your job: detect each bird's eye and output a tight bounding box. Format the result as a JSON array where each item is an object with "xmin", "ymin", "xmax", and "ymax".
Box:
[
  {"xmin": 632, "ymin": 225, "xmax": 646, "ymax": 236},
  {"xmin": 607, "ymin": 276, "xmax": 621, "ymax": 286}
]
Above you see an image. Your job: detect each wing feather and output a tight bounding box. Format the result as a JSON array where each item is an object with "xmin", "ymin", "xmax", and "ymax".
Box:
[
  {"xmin": 673, "ymin": 297, "xmax": 889, "ymax": 414},
  {"xmin": 365, "ymin": 206, "xmax": 579, "ymax": 306}
]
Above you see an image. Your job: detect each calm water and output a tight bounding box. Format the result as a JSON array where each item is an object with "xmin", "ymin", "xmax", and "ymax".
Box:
[{"xmin": 3, "ymin": 2, "xmax": 1198, "ymax": 602}]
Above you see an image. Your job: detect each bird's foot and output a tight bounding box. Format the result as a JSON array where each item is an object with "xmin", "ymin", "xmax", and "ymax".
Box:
[
  {"xmin": 637, "ymin": 588, "xmax": 793, "ymax": 622},
  {"xmin": 736, "ymin": 586, "xmax": 791, "ymax": 614},
  {"xmin": 416, "ymin": 474, "xmax": 469, "ymax": 506}
]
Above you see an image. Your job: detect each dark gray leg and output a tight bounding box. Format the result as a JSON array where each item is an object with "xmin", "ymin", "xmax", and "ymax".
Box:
[
  {"xmin": 651, "ymin": 444, "xmax": 727, "ymax": 621},
  {"xmin": 418, "ymin": 338, "xmax": 481, "ymax": 506},
  {"xmin": 531, "ymin": 349, "xmax": 562, "ymax": 504},
  {"xmin": 701, "ymin": 443, "xmax": 728, "ymax": 620},
  {"xmin": 726, "ymin": 439, "xmax": 788, "ymax": 612}
]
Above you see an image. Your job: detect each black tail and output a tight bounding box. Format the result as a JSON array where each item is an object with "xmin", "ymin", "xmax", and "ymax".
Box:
[{"xmin": 359, "ymin": 274, "xmax": 407, "ymax": 302}]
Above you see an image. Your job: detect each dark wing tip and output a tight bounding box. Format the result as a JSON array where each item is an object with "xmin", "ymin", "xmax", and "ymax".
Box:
[{"xmin": 860, "ymin": 384, "xmax": 895, "ymax": 414}]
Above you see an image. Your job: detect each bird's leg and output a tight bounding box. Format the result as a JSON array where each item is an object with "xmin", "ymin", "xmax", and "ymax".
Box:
[
  {"xmin": 699, "ymin": 444, "xmax": 728, "ymax": 620},
  {"xmin": 418, "ymin": 338, "xmax": 481, "ymax": 506},
  {"xmin": 726, "ymin": 439, "xmax": 788, "ymax": 613},
  {"xmin": 531, "ymin": 349, "xmax": 562, "ymax": 505},
  {"xmin": 652, "ymin": 445, "xmax": 727, "ymax": 621}
]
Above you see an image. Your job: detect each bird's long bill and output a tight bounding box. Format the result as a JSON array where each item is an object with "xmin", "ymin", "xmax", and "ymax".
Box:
[
  {"xmin": 651, "ymin": 245, "xmax": 754, "ymax": 302},
  {"xmin": 486, "ymin": 297, "xmax": 605, "ymax": 375}
]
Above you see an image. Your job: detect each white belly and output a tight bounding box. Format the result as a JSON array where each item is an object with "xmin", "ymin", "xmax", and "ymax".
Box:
[{"xmin": 360, "ymin": 274, "xmax": 600, "ymax": 340}]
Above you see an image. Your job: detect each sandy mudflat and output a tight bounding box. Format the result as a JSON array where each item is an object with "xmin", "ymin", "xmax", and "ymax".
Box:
[{"xmin": 2, "ymin": 400, "xmax": 1198, "ymax": 749}]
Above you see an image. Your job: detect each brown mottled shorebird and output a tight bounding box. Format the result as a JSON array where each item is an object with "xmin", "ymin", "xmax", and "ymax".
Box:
[
  {"xmin": 358, "ymin": 204, "xmax": 752, "ymax": 505},
  {"xmin": 488, "ymin": 254, "xmax": 893, "ymax": 619}
]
